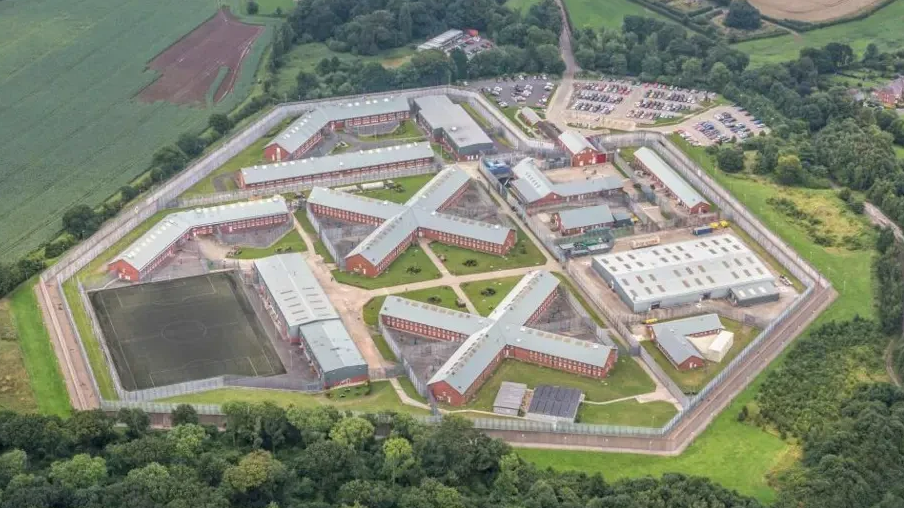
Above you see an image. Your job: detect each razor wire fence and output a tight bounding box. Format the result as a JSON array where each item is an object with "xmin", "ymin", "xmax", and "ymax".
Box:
[{"xmin": 305, "ymin": 206, "xmax": 344, "ymax": 269}]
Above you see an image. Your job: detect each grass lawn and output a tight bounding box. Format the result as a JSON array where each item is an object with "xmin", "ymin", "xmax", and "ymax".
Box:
[
  {"xmin": 460, "ymin": 102, "xmax": 494, "ymax": 131},
  {"xmin": 355, "ymin": 119, "xmax": 426, "ymax": 141},
  {"xmin": 505, "ymin": 0, "xmax": 543, "ymax": 11},
  {"xmin": 274, "ymin": 44, "xmax": 417, "ymax": 97},
  {"xmin": 238, "ymin": 0, "xmax": 294, "ymax": 16},
  {"xmin": 5, "ymin": 281, "xmax": 71, "ymax": 416},
  {"xmin": 563, "ymin": 0, "xmax": 670, "ymax": 30},
  {"xmin": 430, "ymin": 227, "xmax": 546, "ymax": 275},
  {"xmin": 295, "ymin": 210, "xmax": 335, "ymax": 264},
  {"xmin": 460, "ymin": 276, "xmax": 524, "ymax": 316},
  {"xmin": 895, "ymin": 144, "xmax": 904, "ymax": 159},
  {"xmin": 577, "ymin": 399, "xmax": 678, "ymax": 426},
  {"xmin": 640, "ymin": 317, "xmax": 760, "ymax": 393},
  {"xmin": 228, "ymin": 229, "xmax": 306, "ymax": 259},
  {"xmin": 734, "ymin": 0, "xmax": 904, "ymax": 66},
  {"xmin": 362, "ymin": 286, "xmax": 463, "ymax": 327},
  {"xmin": 159, "ymin": 381, "xmax": 431, "ymax": 415},
  {"xmin": 397, "ymin": 377, "xmax": 428, "ymax": 404},
  {"xmin": 332, "ymin": 246, "xmax": 442, "ymax": 289},
  {"xmin": 450, "ymin": 358, "xmax": 656, "ymax": 412},
  {"xmin": 62, "ymin": 280, "xmax": 118, "ymax": 400},
  {"xmin": 501, "ymin": 106, "xmax": 536, "ymax": 137},
  {"xmin": 357, "ymin": 173, "xmax": 436, "ymax": 204},
  {"xmin": 372, "ymin": 334, "xmax": 399, "ymax": 363}
]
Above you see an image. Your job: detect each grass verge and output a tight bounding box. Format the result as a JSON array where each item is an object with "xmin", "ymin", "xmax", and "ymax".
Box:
[
  {"xmin": 357, "ymin": 173, "xmax": 436, "ymax": 204},
  {"xmin": 332, "ymin": 246, "xmax": 442, "ymax": 289},
  {"xmin": 228, "ymin": 229, "xmax": 306, "ymax": 259},
  {"xmin": 577, "ymin": 399, "xmax": 678, "ymax": 426},
  {"xmin": 430, "ymin": 226, "xmax": 546, "ymax": 275},
  {"xmin": 295, "ymin": 210, "xmax": 335, "ymax": 264},
  {"xmin": 460, "ymin": 276, "xmax": 523, "ymax": 316}
]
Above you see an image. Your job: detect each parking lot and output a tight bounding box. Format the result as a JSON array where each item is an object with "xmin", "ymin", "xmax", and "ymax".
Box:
[
  {"xmin": 566, "ymin": 79, "xmax": 714, "ymax": 127},
  {"xmin": 670, "ymin": 105, "xmax": 769, "ymax": 146},
  {"xmin": 474, "ymin": 75, "xmax": 557, "ymax": 108}
]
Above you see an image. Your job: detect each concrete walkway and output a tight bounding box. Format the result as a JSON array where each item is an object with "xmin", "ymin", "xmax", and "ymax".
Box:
[{"xmin": 389, "ymin": 378, "xmax": 432, "ymax": 410}]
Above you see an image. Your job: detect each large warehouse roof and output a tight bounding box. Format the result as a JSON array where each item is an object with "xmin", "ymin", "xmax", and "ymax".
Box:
[
  {"xmin": 417, "ymin": 29, "xmax": 463, "ymax": 51},
  {"xmin": 558, "ymin": 130, "xmax": 595, "ymax": 154},
  {"xmin": 381, "ymin": 271, "xmax": 616, "ymax": 396},
  {"xmin": 633, "ymin": 147, "xmax": 706, "ymax": 210},
  {"xmin": 241, "ymin": 142, "xmax": 434, "ymax": 186},
  {"xmin": 650, "ymin": 314, "xmax": 723, "ymax": 366},
  {"xmin": 255, "ymin": 254, "xmax": 365, "ymax": 373},
  {"xmin": 309, "ymin": 166, "xmax": 513, "ymax": 266},
  {"xmin": 511, "ymin": 158, "xmax": 623, "ymax": 204},
  {"xmin": 556, "ymin": 205, "xmax": 615, "ymax": 231},
  {"xmin": 268, "ymin": 97, "xmax": 410, "ymax": 155},
  {"xmin": 113, "ymin": 196, "xmax": 289, "ymax": 272},
  {"xmin": 592, "ymin": 234, "xmax": 776, "ymax": 306},
  {"xmin": 414, "ymin": 95, "xmax": 493, "ymax": 151}
]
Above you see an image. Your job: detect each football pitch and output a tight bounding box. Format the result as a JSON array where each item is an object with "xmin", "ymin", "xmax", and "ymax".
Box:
[{"xmin": 90, "ymin": 272, "xmax": 284, "ymax": 391}]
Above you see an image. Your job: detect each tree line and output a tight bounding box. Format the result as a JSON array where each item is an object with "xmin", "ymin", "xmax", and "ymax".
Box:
[{"xmin": 0, "ymin": 405, "xmax": 763, "ymax": 508}]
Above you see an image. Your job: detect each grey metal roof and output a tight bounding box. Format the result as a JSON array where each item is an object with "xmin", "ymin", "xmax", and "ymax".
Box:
[
  {"xmin": 380, "ymin": 296, "xmax": 489, "ymax": 336},
  {"xmin": 310, "ymin": 166, "xmax": 512, "ymax": 266},
  {"xmin": 556, "ymin": 205, "xmax": 615, "ymax": 231},
  {"xmin": 414, "ymin": 95, "xmax": 493, "ymax": 150},
  {"xmin": 633, "ymin": 147, "xmax": 706, "ymax": 210},
  {"xmin": 114, "ymin": 196, "xmax": 289, "ymax": 272},
  {"xmin": 592, "ymin": 234, "xmax": 776, "ymax": 305},
  {"xmin": 511, "ymin": 158, "xmax": 623, "ymax": 204},
  {"xmin": 417, "ymin": 29, "xmax": 463, "ymax": 51},
  {"xmin": 307, "ymin": 187, "xmax": 405, "ymax": 221},
  {"xmin": 729, "ymin": 281, "xmax": 779, "ymax": 302},
  {"xmin": 493, "ymin": 382, "xmax": 527, "ymax": 411},
  {"xmin": 241, "ymin": 142, "xmax": 433, "ymax": 186},
  {"xmin": 612, "ymin": 210, "xmax": 632, "ymax": 223},
  {"xmin": 650, "ymin": 314, "xmax": 723, "ymax": 366},
  {"xmin": 527, "ymin": 385, "xmax": 582, "ymax": 419},
  {"xmin": 519, "ymin": 107, "xmax": 541, "ymax": 125},
  {"xmin": 268, "ymin": 97, "xmax": 410, "ymax": 155},
  {"xmin": 379, "ymin": 270, "xmax": 616, "ymax": 395},
  {"xmin": 255, "ymin": 253, "xmax": 365, "ymax": 373},
  {"xmin": 558, "ymin": 130, "xmax": 595, "ymax": 155}
]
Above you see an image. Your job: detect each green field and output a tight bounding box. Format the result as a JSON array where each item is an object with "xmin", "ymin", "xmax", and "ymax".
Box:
[
  {"xmin": 274, "ymin": 43, "xmax": 417, "ymax": 97},
  {"xmin": 734, "ymin": 0, "xmax": 904, "ymax": 65},
  {"xmin": 239, "ymin": 0, "xmax": 295, "ymax": 16},
  {"xmin": 357, "ymin": 173, "xmax": 437, "ymax": 204},
  {"xmin": 332, "ymin": 246, "xmax": 442, "ymax": 289},
  {"xmin": 577, "ymin": 399, "xmax": 678, "ymax": 426},
  {"xmin": 460, "ymin": 276, "xmax": 524, "ymax": 316},
  {"xmin": 227, "ymin": 228, "xmax": 306, "ymax": 259},
  {"xmin": 429, "ymin": 227, "xmax": 547, "ymax": 275},
  {"xmin": 159, "ymin": 381, "xmax": 431, "ymax": 415},
  {"xmin": 505, "ymin": 0, "xmax": 543, "ymax": 11},
  {"xmin": 641, "ymin": 318, "xmax": 760, "ymax": 393},
  {"xmin": 5, "ymin": 282, "xmax": 71, "ymax": 416},
  {"xmin": 562, "ymin": 0, "xmax": 670, "ymax": 30},
  {"xmin": 0, "ymin": 0, "xmax": 271, "ymax": 260}
]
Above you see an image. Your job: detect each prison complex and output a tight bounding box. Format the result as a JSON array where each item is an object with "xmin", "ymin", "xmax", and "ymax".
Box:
[
  {"xmin": 648, "ymin": 314, "xmax": 733, "ymax": 370},
  {"xmin": 109, "ymin": 196, "xmax": 291, "ymax": 282},
  {"xmin": 307, "ymin": 166, "xmax": 515, "ymax": 277},
  {"xmin": 378, "ymin": 270, "xmax": 618, "ymax": 406},
  {"xmin": 239, "ymin": 143, "xmax": 435, "ymax": 189},
  {"xmin": 253, "ymin": 254, "xmax": 368, "ymax": 387},
  {"xmin": 510, "ymin": 157, "xmax": 623, "ymax": 208},
  {"xmin": 557, "ymin": 130, "xmax": 607, "ymax": 167},
  {"xmin": 632, "ymin": 147, "xmax": 710, "ymax": 214},
  {"xmin": 591, "ymin": 234, "xmax": 779, "ymax": 312},
  {"xmin": 551, "ymin": 204, "xmax": 617, "ymax": 236},
  {"xmin": 264, "ymin": 97, "xmax": 411, "ymax": 161},
  {"xmin": 414, "ymin": 95, "xmax": 494, "ymax": 161}
]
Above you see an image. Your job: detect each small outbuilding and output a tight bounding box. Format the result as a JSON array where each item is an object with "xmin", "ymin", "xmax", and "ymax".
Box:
[
  {"xmin": 493, "ymin": 381, "xmax": 527, "ymax": 416},
  {"xmin": 526, "ymin": 385, "xmax": 583, "ymax": 423}
]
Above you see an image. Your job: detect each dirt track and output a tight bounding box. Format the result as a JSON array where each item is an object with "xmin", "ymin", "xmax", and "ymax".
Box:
[
  {"xmin": 748, "ymin": 0, "xmax": 885, "ymax": 22},
  {"xmin": 138, "ymin": 8, "xmax": 263, "ymax": 104}
]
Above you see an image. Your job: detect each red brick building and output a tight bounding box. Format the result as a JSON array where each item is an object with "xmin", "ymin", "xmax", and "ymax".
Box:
[
  {"xmin": 265, "ymin": 97, "xmax": 411, "ymax": 162},
  {"xmin": 379, "ymin": 270, "xmax": 619, "ymax": 406},
  {"xmin": 875, "ymin": 77, "xmax": 904, "ymax": 108},
  {"xmin": 108, "ymin": 197, "xmax": 291, "ymax": 282},
  {"xmin": 306, "ymin": 166, "xmax": 515, "ymax": 278},
  {"xmin": 557, "ymin": 130, "xmax": 607, "ymax": 167}
]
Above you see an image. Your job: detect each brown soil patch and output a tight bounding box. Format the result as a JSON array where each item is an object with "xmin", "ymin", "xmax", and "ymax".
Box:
[
  {"xmin": 138, "ymin": 8, "xmax": 264, "ymax": 105},
  {"xmin": 747, "ymin": 0, "xmax": 885, "ymax": 22}
]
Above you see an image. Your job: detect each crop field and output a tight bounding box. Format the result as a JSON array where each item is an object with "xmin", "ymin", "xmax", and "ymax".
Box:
[
  {"xmin": 0, "ymin": 0, "xmax": 271, "ymax": 260},
  {"xmin": 562, "ymin": 0, "xmax": 670, "ymax": 30},
  {"xmin": 748, "ymin": 0, "xmax": 888, "ymax": 22},
  {"xmin": 735, "ymin": 0, "xmax": 904, "ymax": 65}
]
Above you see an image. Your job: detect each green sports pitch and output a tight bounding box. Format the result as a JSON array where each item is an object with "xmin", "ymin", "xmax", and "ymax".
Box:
[{"xmin": 89, "ymin": 272, "xmax": 284, "ymax": 391}]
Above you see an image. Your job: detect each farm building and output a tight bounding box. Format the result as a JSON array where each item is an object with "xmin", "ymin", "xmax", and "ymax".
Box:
[
  {"xmin": 413, "ymin": 95, "xmax": 494, "ymax": 160},
  {"xmin": 264, "ymin": 97, "xmax": 411, "ymax": 161},
  {"xmin": 510, "ymin": 157, "xmax": 623, "ymax": 208},
  {"xmin": 417, "ymin": 29, "xmax": 465, "ymax": 52},
  {"xmin": 493, "ymin": 382, "xmax": 527, "ymax": 416},
  {"xmin": 109, "ymin": 196, "xmax": 291, "ymax": 282},
  {"xmin": 591, "ymin": 234, "xmax": 779, "ymax": 312},
  {"xmin": 240, "ymin": 143, "xmax": 434, "ymax": 189},
  {"xmin": 648, "ymin": 314, "xmax": 733, "ymax": 370},
  {"xmin": 632, "ymin": 147, "xmax": 710, "ymax": 214},
  {"xmin": 551, "ymin": 205, "xmax": 616, "ymax": 236},
  {"xmin": 306, "ymin": 166, "xmax": 515, "ymax": 277},
  {"xmin": 519, "ymin": 107, "xmax": 542, "ymax": 126},
  {"xmin": 557, "ymin": 130, "xmax": 607, "ymax": 166},
  {"xmin": 874, "ymin": 76, "xmax": 904, "ymax": 108},
  {"xmin": 526, "ymin": 385, "xmax": 583, "ymax": 423},
  {"xmin": 379, "ymin": 270, "xmax": 618, "ymax": 406},
  {"xmin": 253, "ymin": 253, "xmax": 367, "ymax": 387}
]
